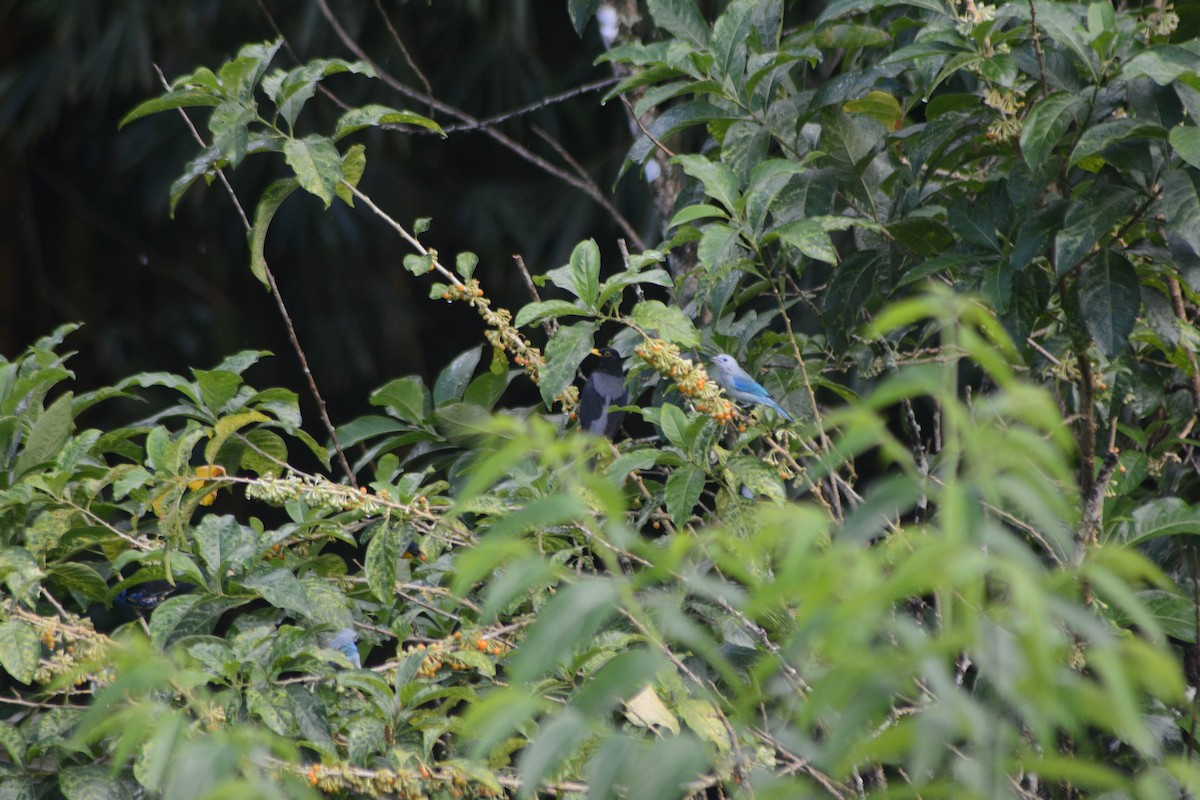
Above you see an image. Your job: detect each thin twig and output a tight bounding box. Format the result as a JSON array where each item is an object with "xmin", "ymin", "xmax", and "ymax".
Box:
[
  {"xmin": 313, "ymin": 0, "xmax": 645, "ymax": 249},
  {"xmin": 152, "ymin": 64, "xmax": 358, "ymax": 487},
  {"xmin": 1169, "ymin": 276, "xmax": 1200, "ymax": 416},
  {"xmin": 446, "ymin": 79, "xmax": 620, "ymax": 134},
  {"xmin": 513, "ymin": 254, "xmax": 557, "ymax": 336},
  {"xmin": 619, "ymin": 95, "xmax": 676, "ymax": 158},
  {"xmin": 370, "ymin": 0, "xmax": 435, "ymax": 116},
  {"xmin": 1028, "ymin": 0, "xmax": 1051, "ymax": 98}
]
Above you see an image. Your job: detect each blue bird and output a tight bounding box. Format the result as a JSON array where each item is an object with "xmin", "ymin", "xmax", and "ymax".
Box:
[
  {"xmin": 327, "ymin": 627, "xmax": 361, "ymax": 669},
  {"xmin": 710, "ymin": 354, "xmax": 793, "ymax": 422}
]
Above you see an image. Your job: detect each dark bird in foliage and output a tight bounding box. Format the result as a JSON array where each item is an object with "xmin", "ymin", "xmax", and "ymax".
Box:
[
  {"xmin": 579, "ymin": 347, "xmax": 628, "ymax": 439},
  {"xmin": 116, "ymin": 579, "xmax": 195, "ymax": 614}
]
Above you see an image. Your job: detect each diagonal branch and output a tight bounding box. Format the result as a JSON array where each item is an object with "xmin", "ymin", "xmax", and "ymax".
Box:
[
  {"xmin": 153, "ymin": 65, "xmax": 358, "ymax": 487},
  {"xmin": 313, "ymin": 0, "xmax": 646, "ymax": 250}
]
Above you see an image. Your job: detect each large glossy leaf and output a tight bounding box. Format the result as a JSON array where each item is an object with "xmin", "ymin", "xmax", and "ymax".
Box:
[
  {"xmin": 539, "ymin": 321, "xmax": 598, "ymax": 408},
  {"xmin": 647, "ymin": 0, "xmax": 710, "ymax": 47},
  {"xmin": 1075, "ymin": 252, "xmax": 1139, "ymax": 357},
  {"xmin": 1053, "ymin": 186, "xmax": 1136, "ymax": 275},
  {"xmin": 247, "ymin": 178, "xmax": 299, "ymax": 286},
  {"xmin": 1020, "ymin": 92, "xmax": 1084, "ymax": 172},
  {"xmin": 282, "ymin": 135, "xmax": 342, "ymax": 207}
]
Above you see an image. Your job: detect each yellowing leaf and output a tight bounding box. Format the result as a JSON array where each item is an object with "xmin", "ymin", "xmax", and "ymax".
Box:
[
  {"xmin": 623, "ymin": 685, "xmax": 679, "ymax": 734},
  {"xmin": 188, "ymin": 464, "xmax": 227, "ymax": 506}
]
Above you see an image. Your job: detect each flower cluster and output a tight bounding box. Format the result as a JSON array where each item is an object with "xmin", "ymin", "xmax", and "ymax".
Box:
[
  {"xmin": 439, "ymin": 277, "xmax": 580, "ymax": 413},
  {"xmin": 401, "ymin": 630, "xmax": 508, "ymax": 680},
  {"xmin": 245, "ymin": 474, "xmax": 385, "ymax": 514},
  {"xmin": 5, "ymin": 604, "xmax": 113, "ymax": 686},
  {"xmin": 298, "ymin": 760, "xmax": 499, "ymax": 799},
  {"xmin": 635, "ymin": 338, "xmax": 736, "ymax": 423},
  {"xmin": 442, "ymin": 279, "xmax": 543, "ymax": 380}
]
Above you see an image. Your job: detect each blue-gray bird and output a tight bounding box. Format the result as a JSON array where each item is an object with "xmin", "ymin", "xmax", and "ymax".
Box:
[
  {"xmin": 579, "ymin": 347, "xmax": 628, "ymax": 438},
  {"xmin": 710, "ymin": 354, "xmax": 793, "ymax": 422},
  {"xmin": 327, "ymin": 627, "xmax": 361, "ymax": 669}
]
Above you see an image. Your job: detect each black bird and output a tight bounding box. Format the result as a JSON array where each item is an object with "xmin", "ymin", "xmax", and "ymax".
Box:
[
  {"xmin": 116, "ymin": 579, "xmax": 195, "ymax": 614},
  {"xmin": 578, "ymin": 347, "xmax": 628, "ymax": 439}
]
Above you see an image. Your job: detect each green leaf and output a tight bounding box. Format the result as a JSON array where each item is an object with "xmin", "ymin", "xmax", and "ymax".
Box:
[
  {"xmin": 242, "ymin": 568, "xmax": 310, "ymax": 616},
  {"xmin": 726, "ymin": 455, "xmax": 786, "ymax": 501},
  {"xmin": 46, "ymin": 563, "xmax": 107, "ymax": 603},
  {"xmin": 647, "ymin": 0, "xmax": 710, "ymax": 47},
  {"xmin": 0, "ymin": 622, "xmax": 39, "ymax": 684},
  {"xmin": 434, "ymin": 347, "xmax": 482, "ymax": 406},
  {"xmin": 247, "ymin": 178, "xmax": 299, "ymax": 287},
  {"xmin": 568, "ymin": 0, "xmax": 602, "ymax": 35},
  {"xmin": 597, "ymin": 268, "xmax": 674, "ymax": 307},
  {"xmin": 403, "ymin": 253, "xmax": 435, "ymax": 275},
  {"xmin": 569, "ymin": 239, "xmax": 602, "ymax": 309},
  {"xmin": 669, "ymin": 203, "xmax": 730, "ymax": 228},
  {"xmin": 540, "ymin": 321, "xmax": 598, "ymax": 408},
  {"xmin": 273, "ymin": 59, "xmax": 376, "ymax": 129},
  {"xmin": 220, "ymin": 39, "xmax": 283, "ymax": 103},
  {"xmin": 208, "ymin": 101, "xmax": 255, "ymax": 167},
  {"xmin": 1075, "ymin": 252, "xmax": 1139, "ymax": 357},
  {"xmin": 118, "ymin": 90, "xmax": 222, "ymax": 129},
  {"xmin": 823, "ymin": 252, "xmax": 878, "ymax": 350},
  {"xmin": 776, "ymin": 218, "xmax": 838, "ymax": 263},
  {"xmin": 240, "ymin": 428, "xmax": 289, "ymax": 476},
  {"xmin": 509, "ymin": 578, "xmax": 618, "ymax": 682},
  {"xmin": 981, "ymin": 258, "xmax": 1012, "ymax": 313},
  {"xmin": 120, "ymin": 86, "xmax": 225, "ymax": 126},
  {"xmin": 0, "ymin": 721, "xmax": 25, "ymax": 767},
  {"xmin": 456, "ymin": 251, "xmax": 479, "ymax": 281},
  {"xmin": 675, "ymin": 155, "xmax": 741, "ymax": 213},
  {"xmin": 335, "ymin": 143, "xmax": 366, "ymax": 206},
  {"xmin": 194, "ymin": 515, "xmax": 260, "ymax": 577},
  {"xmin": 629, "ymin": 300, "xmax": 700, "ymax": 347},
  {"xmin": 1053, "ymin": 186, "xmax": 1135, "ymax": 274},
  {"xmin": 659, "ymin": 403, "xmax": 690, "ymax": 449},
  {"xmin": 518, "ymin": 710, "xmax": 591, "ymax": 800},
  {"xmin": 370, "ymin": 376, "xmax": 430, "ymax": 424},
  {"xmin": 625, "ymin": 101, "xmax": 744, "ymax": 170},
  {"xmin": 60, "ymin": 765, "xmax": 138, "ymax": 800},
  {"xmin": 168, "ymin": 146, "xmax": 223, "ymax": 219},
  {"xmin": 190, "ymin": 368, "xmax": 241, "ymax": 412},
  {"xmin": 332, "ymin": 104, "xmax": 445, "ymax": 141},
  {"xmin": 1019, "ymin": 92, "xmax": 1084, "ymax": 172},
  {"xmin": 14, "ymin": 391, "xmax": 73, "ymax": 480},
  {"xmin": 513, "ymin": 300, "xmax": 587, "ymax": 328},
  {"xmin": 843, "ymin": 90, "xmax": 902, "ymax": 129},
  {"xmin": 666, "ymin": 464, "xmax": 706, "ymax": 525},
  {"xmin": 283, "ymin": 135, "xmax": 343, "ymax": 207},
  {"xmin": 712, "ymin": 0, "xmax": 757, "ymax": 84},
  {"xmin": 1170, "ymin": 125, "xmax": 1200, "ymax": 170},
  {"xmin": 696, "ymin": 222, "xmax": 743, "ymax": 269},
  {"xmin": 1110, "ymin": 498, "xmax": 1200, "ymax": 546},
  {"xmin": 1070, "ymin": 120, "xmax": 1166, "ymax": 168},
  {"xmin": 1034, "ymin": 2, "xmax": 1098, "ymax": 81},
  {"xmin": 1121, "ymin": 44, "xmax": 1200, "ymax": 85},
  {"xmin": 365, "ymin": 523, "xmax": 402, "ymax": 603}
]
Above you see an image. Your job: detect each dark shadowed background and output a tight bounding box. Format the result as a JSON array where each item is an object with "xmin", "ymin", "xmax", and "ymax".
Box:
[{"xmin": 0, "ymin": 0, "xmax": 661, "ymax": 427}]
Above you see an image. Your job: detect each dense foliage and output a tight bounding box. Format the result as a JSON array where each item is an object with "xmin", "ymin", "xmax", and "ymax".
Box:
[{"xmin": 5, "ymin": 0, "xmax": 1200, "ymax": 797}]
